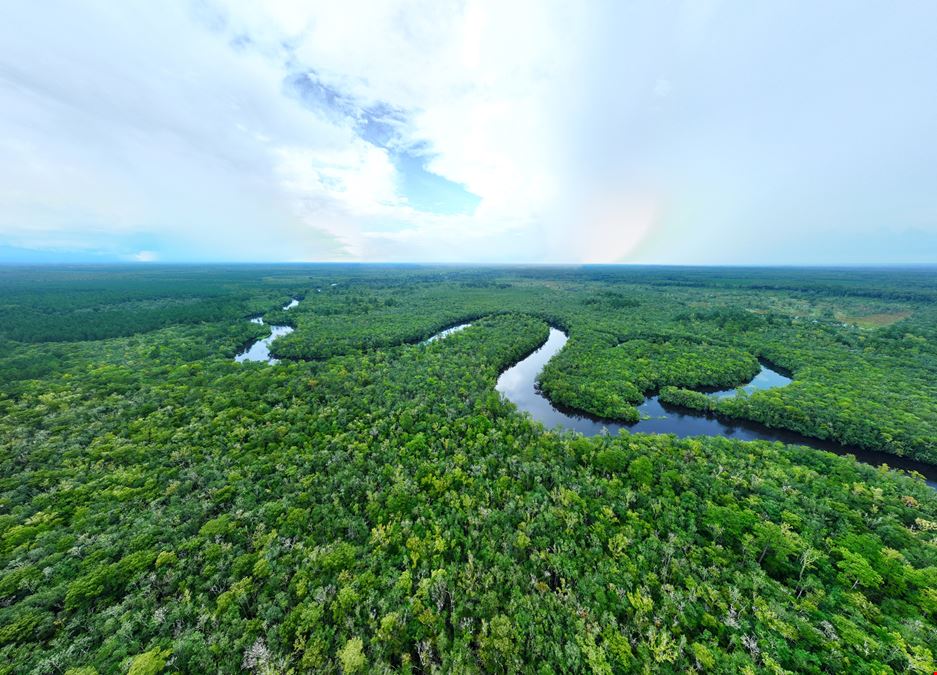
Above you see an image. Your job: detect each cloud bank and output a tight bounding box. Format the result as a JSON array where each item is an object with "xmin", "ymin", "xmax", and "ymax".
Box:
[{"xmin": 1, "ymin": 1, "xmax": 935, "ymax": 263}]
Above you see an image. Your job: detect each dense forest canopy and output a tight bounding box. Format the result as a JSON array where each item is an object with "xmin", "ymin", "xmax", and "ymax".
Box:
[{"xmin": 1, "ymin": 264, "xmax": 935, "ymax": 673}]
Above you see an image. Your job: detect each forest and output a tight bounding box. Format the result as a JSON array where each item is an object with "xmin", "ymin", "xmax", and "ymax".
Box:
[{"xmin": 0, "ymin": 264, "xmax": 935, "ymax": 673}]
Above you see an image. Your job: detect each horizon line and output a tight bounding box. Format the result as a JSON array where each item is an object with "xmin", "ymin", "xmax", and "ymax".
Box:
[{"xmin": 2, "ymin": 260, "xmax": 936, "ymax": 268}]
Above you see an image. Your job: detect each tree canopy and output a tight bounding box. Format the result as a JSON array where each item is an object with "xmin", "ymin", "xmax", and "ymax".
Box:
[{"xmin": 0, "ymin": 264, "xmax": 935, "ymax": 673}]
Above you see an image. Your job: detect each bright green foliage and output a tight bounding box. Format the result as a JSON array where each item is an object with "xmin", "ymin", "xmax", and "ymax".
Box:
[
  {"xmin": 0, "ymin": 265, "xmax": 935, "ymax": 673},
  {"xmin": 628, "ymin": 455, "xmax": 654, "ymax": 486},
  {"xmin": 479, "ymin": 615, "xmax": 520, "ymax": 673},
  {"xmin": 339, "ymin": 637, "xmax": 366, "ymax": 673},
  {"xmin": 836, "ymin": 549, "xmax": 884, "ymax": 590},
  {"xmin": 127, "ymin": 648, "xmax": 171, "ymax": 675}
]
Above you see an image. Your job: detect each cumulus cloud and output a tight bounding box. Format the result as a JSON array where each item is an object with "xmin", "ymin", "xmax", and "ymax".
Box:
[{"xmin": 1, "ymin": 0, "xmax": 935, "ymax": 263}]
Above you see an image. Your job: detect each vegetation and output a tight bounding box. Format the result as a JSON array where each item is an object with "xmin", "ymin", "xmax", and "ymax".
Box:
[
  {"xmin": 538, "ymin": 336, "xmax": 759, "ymax": 421},
  {"xmin": 0, "ymin": 264, "xmax": 935, "ymax": 672},
  {"xmin": 658, "ymin": 386, "xmax": 717, "ymax": 412}
]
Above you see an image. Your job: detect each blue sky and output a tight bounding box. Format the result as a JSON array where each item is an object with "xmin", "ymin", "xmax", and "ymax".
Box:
[{"xmin": 1, "ymin": 1, "xmax": 935, "ymax": 264}]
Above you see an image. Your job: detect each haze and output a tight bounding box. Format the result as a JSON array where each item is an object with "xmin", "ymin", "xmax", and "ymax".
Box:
[{"xmin": 1, "ymin": 1, "xmax": 935, "ymax": 264}]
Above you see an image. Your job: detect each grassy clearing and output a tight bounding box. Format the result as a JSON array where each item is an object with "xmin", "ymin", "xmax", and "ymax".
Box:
[{"xmin": 837, "ymin": 310, "xmax": 912, "ymax": 328}]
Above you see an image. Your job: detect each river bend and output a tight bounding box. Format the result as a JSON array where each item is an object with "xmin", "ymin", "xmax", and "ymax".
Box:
[
  {"xmin": 234, "ymin": 312, "xmax": 936, "ymax": 487},
  {"xmin": 234, "ymin": 298, "xmax": 299, "ymax": 365},
  {"xmin": 496, "ymin": 327, "xmax": 937, "ymax": 487}
]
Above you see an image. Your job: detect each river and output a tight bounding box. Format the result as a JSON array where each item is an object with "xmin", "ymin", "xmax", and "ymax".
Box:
[
  {"xmin": 495, "ymin": 327, "xmax": 937, "ymax": 487},
  {"xmin": 234, "ymin": 298, "xmax": 299, "ymax": 365},
  {"xmin": 235, "ymin": 313, "xmax": 936, "ymax": 487},
  {"xmin": 422, "ymin": 323, "xmax": 471, "ymax": 344}
]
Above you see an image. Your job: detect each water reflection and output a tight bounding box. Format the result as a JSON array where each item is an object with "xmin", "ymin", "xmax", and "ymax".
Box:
[
  {"xmin": 234, "ymin": 298, "xmax": 299, "ymax": 364},
  {"xmin": 707, "ymin": 364, "xmax": 791, "ymax": 400},
  {"xmin": 496, "ymin": 328, "xmax": 937, "ymax": 487},
  {"xmin": 422, "ymin": 323, "xmax": 471, "ymax": 344}
]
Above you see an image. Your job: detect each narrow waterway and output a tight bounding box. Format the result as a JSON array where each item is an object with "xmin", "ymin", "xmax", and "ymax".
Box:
[
  {"xmin": 234, "ymin": 298, "xmax": 299, "ymax": 365},
  {"xmin": 422, "ymin": 323, "xmax": 471, "ymax": 344},
  {"xmin": 494, "ymin": 327, "xmax": 937, "ymax": 487}
]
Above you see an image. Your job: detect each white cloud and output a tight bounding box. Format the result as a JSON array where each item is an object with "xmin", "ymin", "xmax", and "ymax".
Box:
[
  {"xmin": 0, "ymin": 1, "xmax": 391, "ymax": 260},
  {"xmin": 1, "ymin": 0, "xmax": 935, "ymax": 263},
  {"xmin": 233, "ymin": 0, "xmax": 590, "ymax": 251}
]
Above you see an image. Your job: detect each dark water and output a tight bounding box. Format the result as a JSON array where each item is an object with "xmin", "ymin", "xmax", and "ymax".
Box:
[
  {"xmin": 234, "ymin": 298, "xmax": 299, "ymax": 364},
  {"xmin": 706, "ymin": 364, "xmax": 792, "ymax": 400},
  {"xmin": 495, "ymin": 328, "xmax": 937, "ymax": 487}
]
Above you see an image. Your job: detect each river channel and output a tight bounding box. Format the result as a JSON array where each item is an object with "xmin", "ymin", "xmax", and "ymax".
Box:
[
  {"xmin": 235, "ymin": 313, "xmax": 936, "ymax": 487},
  {"xmin": 234, "ymin": 298, "xmax": 299, "ymax": 365},
  {"xmin": 495, "ymin": 327, "xmax": 937, "ymax": 487}
]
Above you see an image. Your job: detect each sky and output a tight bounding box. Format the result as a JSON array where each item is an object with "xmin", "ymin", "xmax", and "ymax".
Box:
[{"xmin": 1, "ymin": 1, "xmax": 936, "ymax": 264}]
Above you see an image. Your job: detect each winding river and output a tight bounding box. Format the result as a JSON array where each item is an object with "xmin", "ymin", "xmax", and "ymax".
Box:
[
  {"xmin": 422, "ymin": 323, "xmax": 471, "ymax": 344},
  {"xmin": 234, "ymin": 298, "xmax": 300, "ymax": 365},
  {"xmin": 235, "ymin": 311, "xmax": 936, "ymax": 487},
  {"xmin": 496, "ymin": 327, "xmax": 937, "ymax": 487}
]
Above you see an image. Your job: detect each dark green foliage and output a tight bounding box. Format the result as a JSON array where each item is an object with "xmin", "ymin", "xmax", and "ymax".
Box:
[
  {"xmin": 539, "ymin": 336, "xmax": 758, "ymax": 421},
  {"xmin": 0, "ymin": 265, "xmax": 307, "ymax": 343},
  {"xmin": 0, "ymin": 264, "xmax": 935, "ymax": 673},
  {"xmin": 658, "ymin": 386, "xmax": 716, "ymax": 411}
]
